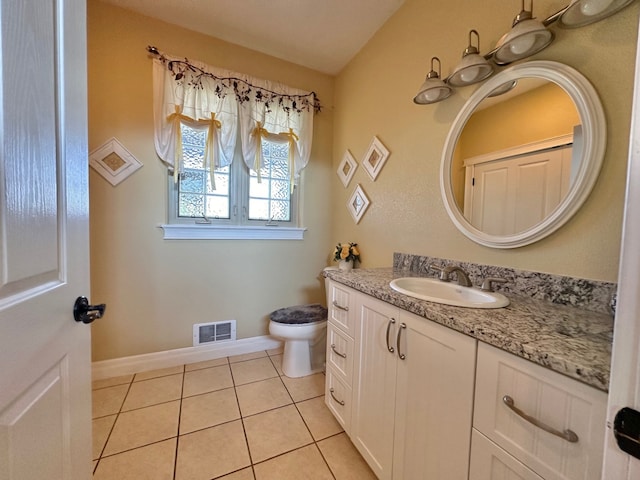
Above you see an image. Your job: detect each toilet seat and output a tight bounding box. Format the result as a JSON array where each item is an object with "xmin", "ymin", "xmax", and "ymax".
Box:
[{"xmin": 269, "ymin": 303, "xmax": 327, "ymax": 325}]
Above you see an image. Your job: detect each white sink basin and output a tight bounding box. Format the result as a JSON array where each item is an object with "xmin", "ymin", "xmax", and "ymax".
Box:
[{"xmin": 389, "ymin": 277, "xmax": 509, "ymax": 309}]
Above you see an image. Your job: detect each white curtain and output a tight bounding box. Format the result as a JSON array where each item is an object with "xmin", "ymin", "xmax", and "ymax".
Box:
[
  {"xmin": 152, "ymin": 55, "xmax": 316, "ymax": 188},
  {"xmin": 152, "ymin": 58, "xmax": 238, "ymax": 186}
]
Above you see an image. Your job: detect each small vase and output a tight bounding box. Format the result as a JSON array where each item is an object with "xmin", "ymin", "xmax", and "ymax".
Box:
[{"xmin": 338, "ymin": 259, "xmax": 354, "ymax": 271}]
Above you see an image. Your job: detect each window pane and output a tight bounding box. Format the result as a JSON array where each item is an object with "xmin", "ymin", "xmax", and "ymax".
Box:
[
  {"xmin": 207, "ymin": 166, "xmax": 230, "ymax": 195},
  {"xmin": 180, "ymin": 170, "xmax": 205, "ymax": 193},
  {"xmin": 179, "ymin": 193, "xmax": 204, "ymax": 217},
  {"xmin": 206, "ymin": 196, "xmax": 229, "ymax": 219},
  {"xmin": 248, "ymin": 140, "xmax": 291, "ymax": 222}
]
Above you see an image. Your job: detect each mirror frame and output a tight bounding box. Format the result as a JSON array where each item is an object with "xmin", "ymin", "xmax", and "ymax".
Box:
[{"xmin": 440, "ymin": 61, "xmax": 606, "ymax": 249}]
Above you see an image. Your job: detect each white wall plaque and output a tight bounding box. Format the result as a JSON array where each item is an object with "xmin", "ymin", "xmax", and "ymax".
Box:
[{"xmin": 89, "ymin": 137, "xmax": 142, "ymax": 186}]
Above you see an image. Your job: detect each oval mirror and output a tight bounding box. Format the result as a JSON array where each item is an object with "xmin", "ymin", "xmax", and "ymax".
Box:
[{"xmin": 440, "ymin": 61, "xmax": 606, "ymax": 248}]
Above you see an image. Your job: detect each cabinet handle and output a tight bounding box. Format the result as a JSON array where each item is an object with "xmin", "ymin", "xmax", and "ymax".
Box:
[
  {"xmin": 332, "ymin": 300, "xmax": 349, "ymax": 311},
  {"xmin": 330, "ymin": 344, "xmax": 347, "ymax": 359},
  {"xmin": 396, "ymin": 323, "xmax": 407, "ymax": 360},
  {"xmin": 329, "ymin": 387, "xmax": 345, "ymax": 406},
  {"xmin": 386, "ymin": 318, "xmax": 396, "ymax": 353},
  {"xmin": 502, "ymin": 395, "xmax": 579, "ymax": 443}
]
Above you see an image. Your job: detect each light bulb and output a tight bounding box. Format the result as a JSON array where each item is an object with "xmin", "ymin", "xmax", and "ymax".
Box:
[
  {"xmin": 580, "ymin": 0, "xmax": 613, "ymax": 16},
  {"xmin": 424, "ymin": 88, "xmax": 441, "ymax": 102},
  {"xmin": 509, "ymin": 34, "xmax": 536, "ymax": 56},
  {"xmin": 460, "ymin": 68, "xmax": 481, "ymax": 83}
]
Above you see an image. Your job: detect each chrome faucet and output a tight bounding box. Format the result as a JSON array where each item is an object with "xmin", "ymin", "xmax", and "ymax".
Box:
[{"xmin": 429, "ymin": 264, "xmax": 472, "ymax": 287}]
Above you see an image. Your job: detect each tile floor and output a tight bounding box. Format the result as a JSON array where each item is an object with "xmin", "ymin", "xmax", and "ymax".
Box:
[{"xmin": 92, "ymin": 348, "xmax": 376, "ymax": 480}]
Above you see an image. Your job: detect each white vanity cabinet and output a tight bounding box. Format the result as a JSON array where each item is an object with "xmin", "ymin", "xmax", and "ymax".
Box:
[
  {"xmin": 324, "ymin": 279, "xmax": 357, "ymax": 431},
  {"xmin": 471, "ymin": 342, "xmax": 607, "ymax": 480},
  {"xmin": 334, "ymin": 283, "xmax": 477, "ymax": 480}
]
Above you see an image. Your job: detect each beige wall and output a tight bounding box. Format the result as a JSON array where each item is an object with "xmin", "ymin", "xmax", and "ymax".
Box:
[
  {"xmin": 332, "ymin": 0, "xmax": 639, "ymax": 281},
  {"xmin": 88, "ymin": 0, "xmax": 334, "ymax": 361}
]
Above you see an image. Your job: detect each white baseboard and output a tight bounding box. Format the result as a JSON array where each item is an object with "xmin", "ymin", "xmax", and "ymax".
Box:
[{"xmin": 92, "ymin": 335, "xmax": 283, "ymax": 380}]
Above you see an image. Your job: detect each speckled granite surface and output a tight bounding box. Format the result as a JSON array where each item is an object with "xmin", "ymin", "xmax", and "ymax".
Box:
[{"xmin": 322, "ymin": 265, "xmax": 614, "ymax": 392}]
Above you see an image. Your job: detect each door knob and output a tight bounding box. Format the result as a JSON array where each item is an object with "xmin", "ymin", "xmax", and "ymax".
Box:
[{"xmin": 73, "ymin": 296, "xmax": 106, "ymax": 324}]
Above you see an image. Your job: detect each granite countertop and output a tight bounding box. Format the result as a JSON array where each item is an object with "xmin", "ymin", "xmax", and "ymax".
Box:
[{"xmin": 323, "ymin": 267, "xmax": 614, "ymax": 392}]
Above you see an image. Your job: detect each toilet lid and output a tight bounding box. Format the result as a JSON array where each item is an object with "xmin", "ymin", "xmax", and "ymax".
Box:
[{"xmin": 269, "ymin": 303, "xmax": 328, "ymax": 325}]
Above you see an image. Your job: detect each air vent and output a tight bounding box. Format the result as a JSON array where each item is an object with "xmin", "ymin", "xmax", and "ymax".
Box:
[{"xmin": 193, "ymin": 320, "xmax": 236, "ymax": 346}]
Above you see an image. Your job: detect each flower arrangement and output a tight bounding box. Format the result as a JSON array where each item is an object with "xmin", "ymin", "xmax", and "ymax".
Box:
[{"xmin": 334, "ymin": 242, "xmax": 360, "ymax": 264}]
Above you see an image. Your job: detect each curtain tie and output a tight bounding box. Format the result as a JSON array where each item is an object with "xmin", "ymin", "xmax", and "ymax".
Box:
[
  {"xmin": 280, "ymin": 128, "xmax": 299, "ymax": 193},
  {"xmin": 166, "ymin": 105, "xmax": 192, "ymax": 183},
  {"xmin": 251, "ymin": 121, "xmax": 270, "ymax": 182},
  {"xmin": 201, "ymin": 113, "xmax": 222, "ymax": 190}
]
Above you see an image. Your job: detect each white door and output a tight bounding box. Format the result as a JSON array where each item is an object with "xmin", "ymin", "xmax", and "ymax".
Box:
[
  {"xmin": 602, "ymin": 15, "xmax": 640, "ymax": 479},
  {"xmin": 0, "ymin": 1, "xmax": 93, "ymax": 479}
]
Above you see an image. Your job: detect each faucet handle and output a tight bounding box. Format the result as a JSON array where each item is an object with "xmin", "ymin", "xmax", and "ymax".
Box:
[
  {"xmin": 428, "ymin": 264, "xmax": 447, "ymax": 281},
  {"xmin": 480, "ymin": 277, "xmax": 507, "ymax": 292}
]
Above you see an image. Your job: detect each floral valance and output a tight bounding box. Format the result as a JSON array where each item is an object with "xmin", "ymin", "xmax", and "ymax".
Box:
[{"xmin": 150, "ymin": 47, "xmax": 321, "ymax": 187}]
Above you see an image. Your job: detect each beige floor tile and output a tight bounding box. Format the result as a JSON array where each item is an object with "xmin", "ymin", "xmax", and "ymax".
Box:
[
  {"xmin": 92, "ymin": 375, "xmax": 134, "ymax": 390},
  {"xmin": 134, "ymin": 365, "xmax": 184, "ymax": 381},
  {"xmin": 121, "ymin": 373, "xmax": 183, "ymax": 411},
  {"xmin": 175, "ymin": 420, "xmax": 250, "ymax": 480},
  {"xmin": 231, "ymin": 357, "xmax": 278, "ymax": 386},
  {"xmin": 94, "ymin": 438, "xmax": 176, "ymax": 480},
  {"xmin": 296, "ymin": 396, "xmax": 343, "ymax": 441},
  {"xmin": 243, "ymin": 404, "xmax": 313, "ymax": 463},
  {"xmin": 281, "ymin": 373, "xmax": 325, "ymax": 402},
  {"xmin": 317, "ymin": 433, "xmax": 376, "ymax": 480},
  {"xmin": 217, "ymin": 467, "xmax": 255, "ymax": 479},
  {"xmin": 268, "ymin": 354, "xmax": 283, "ymax": 376},
  {"xmin": 103, "ymin": 401, "xmax": 180, "ymax": 456},
  {"xmin": 254, "ymin": 444, "xmax": 333, "ymax": 480},
  {"xmin": 229, "ymin": 350, "xmax": 267, "ymax": 363},
  {"xmin": 266, "ymin": 346, "xmax": 284, "ymax": 356},
  {"xmin": 183, "ymin": 364, "xmax": 233, "ymax": 397},
  {"xmin": 236, "ymin": 377, "xmax": 292, "ymax": 417},
  {"xmin": 93, "ymin": 415, "xmax": 117, "ymax": 460},
  {"xmin": 185, "ymin": 357, "xmax": 229, "ymax": 371},
  {"xmin": 179, "ymin": 387, "xmax": 240, "ymax": 435},
  {"xmin": 92, "ymin": 384, "xmax": 129, "ymax": 418}
]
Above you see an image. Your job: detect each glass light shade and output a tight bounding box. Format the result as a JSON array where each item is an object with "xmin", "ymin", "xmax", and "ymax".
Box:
[
  {"xmin": 559, "ymin": 0, "xmax": 636, "ymax": 27},
  {"xmin": 448, "ymin": 54, "xmax": 493, "ymax": 87},
  {"xmin": 494, "ymin": 18, "xmax": 554, "ymax": 65},
  {"xmin": 413, "ymin": 77, "xmax": 452, "ymax": 104}
]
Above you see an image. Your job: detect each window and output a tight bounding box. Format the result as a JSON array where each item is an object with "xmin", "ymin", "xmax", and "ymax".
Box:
[{"xmin": 168, "ymin": 124, "xmax": 299, "ymax": 233}]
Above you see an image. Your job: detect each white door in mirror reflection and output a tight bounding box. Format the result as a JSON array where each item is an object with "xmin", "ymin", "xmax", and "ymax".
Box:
[{"xmin": 465, "ymin": 145, "xmax": 573, "ymax": 235}]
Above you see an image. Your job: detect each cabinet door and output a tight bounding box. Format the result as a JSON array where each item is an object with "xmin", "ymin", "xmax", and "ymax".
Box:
[
  {"xmin": 474, "ymin": 342, "xmax": 607, "ymax": 480},
  {"xmin": 351, "ymin": 295, "xmax": 398, "ymax": 480},
  {"xmin": 470, "ymin": 429, "xmax": 544, "ymax": 480},
  {"xmin": 392, "ymin": 310, "xmax": 477, "ymax": 480}
]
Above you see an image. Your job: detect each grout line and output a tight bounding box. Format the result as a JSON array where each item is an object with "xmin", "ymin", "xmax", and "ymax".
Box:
[
  {"xmin": 173, "ymin": 364, "xmax": 186, "ymax": 480},
  {"xmin": 230, "ymin": 366, "xmax": 258, "ymax": 478}
]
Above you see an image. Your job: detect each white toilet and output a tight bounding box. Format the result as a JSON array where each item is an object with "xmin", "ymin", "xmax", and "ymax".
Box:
[{"xmin": 268, "ymin": 304, "xmax": 328, "ymax": 378}]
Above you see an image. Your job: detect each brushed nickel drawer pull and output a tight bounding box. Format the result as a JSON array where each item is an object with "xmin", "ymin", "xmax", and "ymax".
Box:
[
  {"xmin": 330, "ymin": 344, "xmax": 347, "ymax": 358},
  {"xmin": 329, "ymin": 387, "xmax": 345, "ymax": 406},
  {"xmin": 397, "ymin": 322, "xmax": 407, "ymax": 360},
  {"xmin": 332, "ymin": 300, "xmax": 348, "ymax": 311},
  {"xmin": 386, "ymin": 318, "xmax": 396, "ymax": 353},
  {"xmin": 502, "ymin": 395, "xmax": 579, "ymax": 443}
]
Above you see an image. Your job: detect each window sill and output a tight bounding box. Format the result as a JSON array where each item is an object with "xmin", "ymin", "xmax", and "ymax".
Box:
[{"xmin": 159, "ymin": 224, "xmax": 306, "ymax": 240}]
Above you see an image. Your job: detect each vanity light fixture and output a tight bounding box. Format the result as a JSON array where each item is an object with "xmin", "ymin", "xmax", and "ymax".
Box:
[
  {"xmin": 413, "ymin": 57, "xmax": 453, "ymax": 104},
  {"xmin": 447, "ymin": 30, "xmax": 494, "ymax": 87},
  {"xmin": 493, "ymin": 0, "xmax": 554, "ymax": 65},
  {"xmin": 547, "ymin": 0, "xmax": 637, "ymax": 28}
]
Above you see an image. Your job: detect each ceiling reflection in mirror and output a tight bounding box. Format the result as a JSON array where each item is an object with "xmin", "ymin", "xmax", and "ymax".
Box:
[{"xmin": 451, "ymin": 78, "xmax": 581, "ymax": 236}]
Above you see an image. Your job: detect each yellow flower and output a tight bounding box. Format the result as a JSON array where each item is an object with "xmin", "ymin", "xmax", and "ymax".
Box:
[
  {"xmin": 340, "ymin": 245, "xmax": 350, "ymax": 259},
  {"xmin": 351, "ymin": 245, "xmax": 360, "ymax": 256}
]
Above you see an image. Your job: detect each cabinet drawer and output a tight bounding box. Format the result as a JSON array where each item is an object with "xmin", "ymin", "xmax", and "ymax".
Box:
[
  {"xmin": 327, "ymin": 281, "xmax": 354, "ymax": 335},
  {"xmin": 325, "ymin": 367, "xmax": 352, "ymax": 432},
  {"xmin": 474, "ymin": 343, "xmax": 607, "ymax": 480},
  {"xmin": 470, "ymin": 429, "xmax": 544, "ymax": 480},
  {"xmin": 326, "ymin": 323, "xmax": 354, "ymax": 385}
]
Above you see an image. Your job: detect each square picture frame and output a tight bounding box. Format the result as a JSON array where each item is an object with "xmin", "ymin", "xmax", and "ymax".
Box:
[
  {"xmin": 89, "ymin": 137, "xmax": 143, "ymax": 186},
  {"xmin": 362, "ymin": 136, "xmax": 390, "ymax": 181},
  {"xmin": 347, "ymin": 184, "xmax": 371, "ymax": 224},
  {"xmin": 337, "ymin": 150, "xmax": 358, "ymax": 187}
]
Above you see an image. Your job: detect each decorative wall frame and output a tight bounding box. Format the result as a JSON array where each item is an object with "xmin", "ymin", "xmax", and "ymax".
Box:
[
  {"xmin": 347, "ymin": 184, "xmax": 370, "ymax": 224},
  {"xmin": 337, "ymin": 150, "xmax": 358, "ymax": 187},
  {"xmin": 362, "ymin": 136, "xmax": 390, "ymax": 181},
  {"xmin": 89, "ymin": 137, "xmax": 143, "ymax": 186}
]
